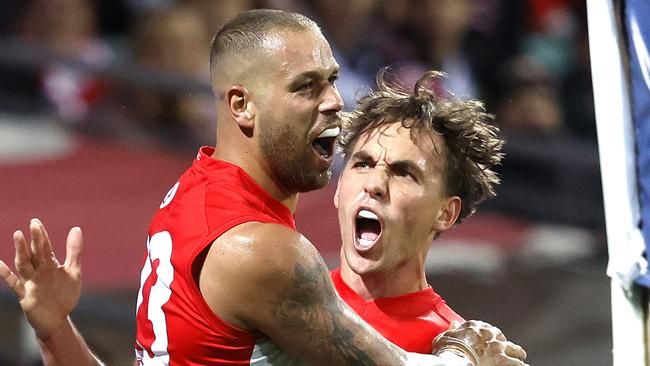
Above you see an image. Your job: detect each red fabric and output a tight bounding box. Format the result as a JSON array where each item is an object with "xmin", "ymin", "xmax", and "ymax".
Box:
[
  {"xmin": 331, "ymin": 268, "xmax": 464, "ymax": 354},
  {"xmin": 134, "ymin": 147, "xmax": 296, "ymax": 365},
  {"xmin": 527, "ymin": 0, "xmax": 574, "ymax": 31}
]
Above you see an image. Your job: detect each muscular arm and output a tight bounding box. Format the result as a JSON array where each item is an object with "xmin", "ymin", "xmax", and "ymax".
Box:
[
  {"xmin": 200, "ymin": 222, "xmax": 460, "ymax": 366},
  {"xmin": 272, "ymin": 259, "xmax": 383, "ymax": 365},
  {"xmin": 259, "ymin": 247, "xmax": 402, "ymax": 365}
]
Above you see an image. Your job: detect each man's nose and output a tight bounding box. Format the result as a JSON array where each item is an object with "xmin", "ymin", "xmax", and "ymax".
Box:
[
  {"xmin": 319, "ymin": 83, "xmax": 344, "ymax": 113},
  {"xmin": 364, "ymin": 170, "xmax": 388, "ymax": 199}
]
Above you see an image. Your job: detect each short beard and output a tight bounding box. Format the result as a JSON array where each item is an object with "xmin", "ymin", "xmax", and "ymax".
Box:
[{"xmin": 259, "ymin": 120, "xmax": 331, "ymax": 193}]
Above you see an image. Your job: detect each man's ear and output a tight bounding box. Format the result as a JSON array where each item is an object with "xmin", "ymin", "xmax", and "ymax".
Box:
[
  {"xmin": 333, "ymin": 174, "xmax": 343, "ymax": 208},
  {"xmin": 227, "ymin": 85, "xmax": 255, "ymax": 134},
  {"xmin": 432, "ymin": 196, "xmax": 461, "ymax": 233}
]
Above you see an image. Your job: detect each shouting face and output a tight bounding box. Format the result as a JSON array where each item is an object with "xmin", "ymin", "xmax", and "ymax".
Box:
[
  {"xmin": 256, "ymin": 30, "xmax": 343, "ymax": 192},
  {"xmin": 335, "ymin": 122, "xmax": 460, "ymax": 277}
]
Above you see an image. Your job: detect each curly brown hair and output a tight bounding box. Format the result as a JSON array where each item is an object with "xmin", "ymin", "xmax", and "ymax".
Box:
[{"xmin": 338, "ymin": 69, "xmax": 504, "ymax": 223}]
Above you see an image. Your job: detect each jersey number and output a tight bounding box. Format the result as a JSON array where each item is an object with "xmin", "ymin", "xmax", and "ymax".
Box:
[{"xmin": 135, "ymin": 231, "xmax": 175, "ymax": 365}]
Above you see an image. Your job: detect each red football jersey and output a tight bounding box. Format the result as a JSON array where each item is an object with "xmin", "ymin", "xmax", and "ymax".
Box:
[
  {"xmin": 331, "ymin": 268, "xmax": 465, "ymax": 354},
  {"xmin": 134, "ymin": 147, "xmax": 296, "ymax": 366}
]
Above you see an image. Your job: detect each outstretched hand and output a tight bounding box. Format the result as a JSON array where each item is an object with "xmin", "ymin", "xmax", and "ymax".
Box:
[
  {"xmin": 433, "ymin": 320, "xmax": 529, "ymax": 366},
  {"xmin": 0, "ymin": 218, "xmax": 83, "ymax": 341}
]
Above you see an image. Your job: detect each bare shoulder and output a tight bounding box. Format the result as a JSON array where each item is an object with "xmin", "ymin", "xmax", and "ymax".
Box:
[
  {"xmin": 214, "ymin": 221, "xmax": 319, "ymax": 271},
  {"xmin": 225, "ymin": 221, "xmax": 308, "ymax": 249},
  {"xmin": 198, "ymin": 221, "xmax": 323, "ymax": 330}
]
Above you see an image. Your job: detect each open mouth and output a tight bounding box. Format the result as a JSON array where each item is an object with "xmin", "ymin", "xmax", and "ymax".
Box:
[
  {"xmin": 355, "ymin": 209, "xmax": 382, "ymax": 251},
  {"xmin": 312, "ymin": 127, "xmax": 340, "ymax": 159}
]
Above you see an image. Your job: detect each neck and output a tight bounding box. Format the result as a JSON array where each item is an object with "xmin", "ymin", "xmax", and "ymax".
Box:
[
  {"xmin": 213, "ymin": 134, "xmax": 299, "ymax": 213},
  {"xmin": 339, "ymin": 250, "xmax": 429, "ymax": 300}
]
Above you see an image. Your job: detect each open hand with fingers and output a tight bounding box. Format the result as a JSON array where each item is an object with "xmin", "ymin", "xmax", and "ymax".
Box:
[
  {"xmin": 432, "ymin": 320, "xmax": 529, "ymax": 366},
  {"xmin": 0, "ymin": 218, "xmax": 83, "ymax": 341}
]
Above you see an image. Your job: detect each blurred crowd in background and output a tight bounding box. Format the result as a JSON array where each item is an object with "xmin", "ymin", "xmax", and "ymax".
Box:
[{"xmin": 0, "ymin": 0, "xmax": 602, "ymax": 227}]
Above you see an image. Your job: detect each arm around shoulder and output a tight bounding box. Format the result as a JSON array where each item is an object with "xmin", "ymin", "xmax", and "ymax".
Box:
[{"xmin": 200, "ymin": 222, "xmax": 459, "ymax": 366}]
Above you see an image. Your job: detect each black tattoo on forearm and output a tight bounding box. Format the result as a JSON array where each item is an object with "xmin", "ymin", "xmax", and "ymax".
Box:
[{"xmin": 274, "ymin": 262, "xmax": 378, "ymax": 366}]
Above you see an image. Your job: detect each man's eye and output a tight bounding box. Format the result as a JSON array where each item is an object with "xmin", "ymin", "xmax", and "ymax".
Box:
[
  {"xmin": 298, "ymin": 82, "xmax": 315, "ymax": 91},
  {"xmin": 353, "ymin": 161, "xmax": 369, "ymax": 169},
  {"xmin": 328, "ymin": 75, "xmax": 338, "ymax": 84},
  {"xmin": 396, "ymin": 169, "xmax": 415, "ymax": 180}
]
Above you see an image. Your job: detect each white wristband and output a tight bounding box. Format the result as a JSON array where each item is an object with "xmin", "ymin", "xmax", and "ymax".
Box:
[
  {"xmin": 431, "ymin": 335, "xmax": 480, "ymax": 366},
  {"xmin": 437, "ymin": 350, "xmax": 474, "ymax": 366}
]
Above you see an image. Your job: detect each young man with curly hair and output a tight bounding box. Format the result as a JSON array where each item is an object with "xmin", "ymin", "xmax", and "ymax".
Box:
[{"xmin": 330, "ymin": 69, "xmax": 505, "ymax": 354}]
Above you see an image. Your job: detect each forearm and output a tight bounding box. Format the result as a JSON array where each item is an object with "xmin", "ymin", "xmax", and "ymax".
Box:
[
  {"xmin": 262, "ymin": 262, "xmax": 468, "ymax": 366},
  {"xmin": 226, "ymin": 228, "xmax": 477, "ymax": 366},
  {"xmin": 312, "ymin": 303, "xmax": 472, "ymax": 366},
  {"xmin": 324, "ymin": 301, "xmax": 410, "ymax": 365},
  {"xmin": 38, "ymin": 317, "xmax": 104, "ymax": 366}
]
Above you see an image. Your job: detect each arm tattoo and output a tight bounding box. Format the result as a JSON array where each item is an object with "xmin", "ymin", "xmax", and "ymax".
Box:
[{"xmin": 274, "ymin": 262, "xmax": 378, "ymax": 366}]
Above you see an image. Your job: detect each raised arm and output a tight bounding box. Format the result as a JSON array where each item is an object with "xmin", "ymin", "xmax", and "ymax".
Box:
[{"xmin": 0, "ymin": 219, "xmax": 103, "ymax": 366}]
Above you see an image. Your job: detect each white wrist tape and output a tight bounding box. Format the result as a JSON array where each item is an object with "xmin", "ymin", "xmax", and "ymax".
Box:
[{"xmin": 431, "ymin": 335, "xmax": 480, "ymax": 366}]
